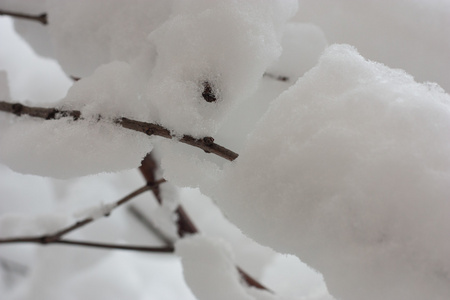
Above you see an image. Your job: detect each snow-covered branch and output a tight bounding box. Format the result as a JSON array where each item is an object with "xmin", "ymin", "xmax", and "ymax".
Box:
[{"xmin": 0, "ymin": 101, "xmax": 239, "ymax": 161}]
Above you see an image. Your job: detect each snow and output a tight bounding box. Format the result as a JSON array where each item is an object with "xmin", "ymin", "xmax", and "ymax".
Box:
[
  {"xmin": 266, "ymin": 23, "xmax": 328, "ymax": 83},
  {"xmin": 294, "ymin": 0, "xmax": 450, "ymax": 92},
  {"xmin": 60, "ymin": 61, "xmax": 147, "ymax": 120},
  {"xmin": 0, "ymin": 0, "xmax": 45, "ymax": 15},
  {"xmin": 146, "ymin": 0, "xmax": 298, "ymax": 137},
  {"xmin": 0, "ymin": 18, "xmax": 71, "ymax": 104},
  {"xmin": 0, "ymin": 213, "xmax": 70, "ymax": 238},
  {"xmin": 1, "ymin": 1, "xmax": 450, "ymax": 299},
  {"xmin": 176, "ymin": 235, "xmax": 274, "ymax": 300},
  {"xmin": 45, "ymin": 0, "xmax": 173, "ymax": 77},
  {"xmin": 0, "ymin": 116, "xmax": 154, "ymax": 178},
  {"xmin": 214, "ymin": 44, "xmax": 450, "ymax": 300},
  {"xmin": 0, "ymin": 71, "xmax": 9, "ymax": 100},
  {"xmin": 261, "ymin": 254, "xmax": 333, "ymax": 300},
  {"xmin": 74, "ymin": 202, "xmax": 117, "ymax": 221}
]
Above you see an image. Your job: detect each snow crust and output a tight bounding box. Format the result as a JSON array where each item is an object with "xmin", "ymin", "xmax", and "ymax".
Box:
[{"xmin": 214, "ymin": 44, "xmax": 450, "ymax": 300}]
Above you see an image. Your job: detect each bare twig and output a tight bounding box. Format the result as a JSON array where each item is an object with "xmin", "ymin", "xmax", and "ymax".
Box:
[
  {"xmin": 55, "ymin": 240, "xmax": 174, "ymax": 252},
  {"xmin": 0, "ymin": 183, "xmax": 163, "ymax": 246},
  {"xmin": 0, "ymin": 237, "xmax": 173, "ymax": 253},
  {"xmin": 128, "ymin": 205, "xmax": 174, "ymax": 245},
  {"xmin": 0, "ymin": 9, "xmax": 47, "ymax": 25},
  {"xmin": 0, "ymin": 101, "xmax": 239, "ymax": 161},
  {"xmin": 49, "ymin": 184, "xmax": 154, "ymax": 242}
]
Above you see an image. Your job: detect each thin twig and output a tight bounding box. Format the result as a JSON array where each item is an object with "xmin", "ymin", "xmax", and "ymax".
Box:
[
  {"xmin": 0, "ymin": 101, "xmax": 239, "ymax": 161},
  {"xmin": 49, "ymin": 184, "xmax": 154, "ymax": 242},
  {"xmin": 128, "ymin": 205, "xmax": 174, "ymax": 245},
  {"xmin": 0, "ymin": 9, "xmax": 47, "ymax": 25},
  {"xmin": 0, "ymin": 238, "xmax": 173, "ymax": 253},
  {"xmin": 0, "ymin": 183, "xmax": 163, "ymax": 246},
  {"xmin": 51, "ymin": 239, "xmax": 174, "ymax": 253}
]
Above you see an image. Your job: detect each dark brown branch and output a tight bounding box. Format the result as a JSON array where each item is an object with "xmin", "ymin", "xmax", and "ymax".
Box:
[
  {"xmin": 0, "ymin": 9, "xmax": 47, "ymax": 25},
  {"xmin": 48, "ymin": 184, "xmax": 154, "ymax": 242},
  {"xmin": 0, "ymin": 101, "xmax": 239, "ymax": 161},
  {"xmin": 139, "ymin": 153, "xmax": 163, "ymax": 204},
  {"xmin": 51, "ymin": 239, "xmax": 174, "ymax": 253},
  {"xmin": 175, "ymin": 206, "xmax": 198, "ymax": 237},
  {"xmin": 0, "ymin": 183, "xmax": 162, "ymax": 247},
  {"xmin": 0, "ymin": 238, "xmax": 174, "ymax": 253},
  {"xmin": 128, "ymin": 205, "xmax": 174, "ymax": 245}
]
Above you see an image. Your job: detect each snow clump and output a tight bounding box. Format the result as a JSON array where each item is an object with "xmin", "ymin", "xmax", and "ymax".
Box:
[
  {"xmin": 213, "ymin": 44, "xmax": 450, "ymax": 300},
  {"xmin": 176, "ymin": 235, "xmax": 276, "ymax": 300},
  {"xmin": 146, "ymin": 0, "xmax": 298, "ymax": 137}
]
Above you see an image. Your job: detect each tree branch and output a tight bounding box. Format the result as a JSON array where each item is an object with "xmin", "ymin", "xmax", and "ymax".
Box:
[
  {"xmin": 0, "ymin": 237, "xmax": 174, "ymax": 253},
  {"xmin": 128, "ymin": 205, "xmax": 174, "ymax": 246},
  {"xmin": 0, "ymin": 9, "xmax": 47, "ymax": 25},
  {"xmin": 0, "ymin": 101, "xmax": 239, "ymax": 161},
  {"xmin": 138, "ymin": 154, "xmax": 270, "ymax": 291},
  {"xmin": 0, "ymin": 183, "xmax": 163, "ymax": 246}
]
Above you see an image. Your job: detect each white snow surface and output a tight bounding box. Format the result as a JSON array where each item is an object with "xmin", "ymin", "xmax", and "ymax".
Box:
[
  {"xmin": 176, "ymin": 235, "xmax": 275, "ymax": 300},
  {"xmin": 45, "ymin": 0, "xmax": 173, "ymax": 77},
  {"xmin": 146, "ymin": 0, "xmax": 298, "ymax": 137},
  {"xmin": 214, "ymin": 44, "xmax": 450, "ymax": 300},
  {"xmin": 0, "ymin": 117, "xmax": 153, "ymax": 178},
  {"xmin": 0, "ymin": 71, "xmax": 10, "ymax": 100},
  {"xmin": 294, "ymin": 0, "xmax": 450, "ymax": 92},
  {"xmin": 0, "ymin": 0, "xmax": 45, "ymax": 14},
  {"xmin": 0, "ymin": 213, "xmax": 70, "ymax": 238}
]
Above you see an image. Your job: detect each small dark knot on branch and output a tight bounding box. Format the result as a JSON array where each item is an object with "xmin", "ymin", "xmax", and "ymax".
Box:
[
  {"xmin": 39, "ymin": 236, "xmax": 55, "ymax": 244},
  {"xmin": 145, "ymin": 128, "xmax": 155, "ymax": 136},
  {"xmin": 203, "ymin": 136, "xmax": 214, "ymax": 145},
  {"xmin": 12, "ymin": 103, "xmax": 23, "ymax": 116},
  {"xmin": 46, "ymin": 109, "xmax": 59, "ymax": 120},
  {"xmin": 38, "ymin": 13, "xmax": 48, "ymax": 25},
  {"xmin": 202, "ymin": 81, "xmax": 217, "ymax": 103}
]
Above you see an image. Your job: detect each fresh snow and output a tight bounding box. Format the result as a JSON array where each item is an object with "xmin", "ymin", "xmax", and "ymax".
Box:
[
  {"xmin": 1, "ymin": 1, "xmax": 450, "ymax": 300},
  {"xmin": 214, "ymin": 44, "xmax": 450, "ymax": 300}
]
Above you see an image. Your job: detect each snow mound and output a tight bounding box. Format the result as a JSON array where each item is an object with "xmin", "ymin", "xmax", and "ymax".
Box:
[
  {"xmin": 214, "ymin": 44, "xmax": 450, "ymax": 300},
  {"xmin": 146, "ymin": 0, "xmax": 298, "ymax": 137},
  {"xmin": 46, "ymin": 0, "xmax": 173, "ymax": 77},
  {"xmin": 0, "ymin": 116, "xmax": 153, "ymax": 178}
]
